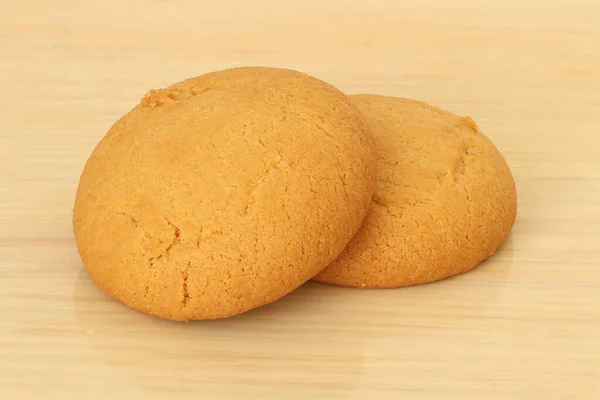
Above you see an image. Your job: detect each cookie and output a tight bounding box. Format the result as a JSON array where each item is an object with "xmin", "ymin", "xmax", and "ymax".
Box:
[
  {"xmin": 73, "ymin": 67, "xmax": 376, "ymax": 320},
  {"xmin": 314, "ymin": 94, "xmax": 516, "ymax": 288}
]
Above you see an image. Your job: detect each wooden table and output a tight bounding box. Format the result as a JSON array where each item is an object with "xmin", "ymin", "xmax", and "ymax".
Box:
[{"xmin": 1, "ymin": 1, "xmax": 599, "ymax": 399}]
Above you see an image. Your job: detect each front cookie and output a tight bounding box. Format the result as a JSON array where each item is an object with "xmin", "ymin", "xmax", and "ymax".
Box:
[{"xmin": 73, "ymin": 67, "xmax": 376, "ymax": 320}]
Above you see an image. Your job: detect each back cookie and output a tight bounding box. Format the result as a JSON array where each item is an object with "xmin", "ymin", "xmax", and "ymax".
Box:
[{"xmin": 314, "ymin": 94, "xmax": 517, "ymax": 288}]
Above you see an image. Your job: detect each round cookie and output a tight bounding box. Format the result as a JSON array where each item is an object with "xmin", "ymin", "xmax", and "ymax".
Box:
[
  {"xmin": 314, "ymin": 94, "xmax": 516, "ymax": 288},
  {"xmin": 73, "ymin": 67, "xmax": 376, "ymax": 320}
]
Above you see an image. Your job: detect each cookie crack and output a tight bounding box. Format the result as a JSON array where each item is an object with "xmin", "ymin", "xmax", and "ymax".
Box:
[
  {"xmin": 140, "ymin": 86, "xmax": 213, "ymax": 108},
  {"xmin": 453, "ymin": 157, "xmax": 467, "ymax": 183},
  {"xmin": 148, "ymin": 219, "xmax": 181, "ymax": 267},
  {"xmin": 452, "ymin": 141, "xmax": 479, "ymax": 183},
  {"xmin": 317, "ymin": 117, "xmax": 350, "ymax": 190},
  {"xmin": 244, "ymin": 111, "xmax": 287, "ymax": 203},
  {"xmin": 182, "ymin": 262, "xmax": 191, "ymax": 307},
  {"xmin": 460, "ymin": 184, "xmax": 473, "ymax": 217},
  {"xmin": 371, "ymin": 194, "xmax": 389, "ymax": 208},
  {"xmin": 249, "ymin": 156, "xmax": 284, "ymax": 196},
  {"xmin": 451, "ymin": 143, "xmax": 475, "ymax": 217},
  {"xmin": 164, "ymin": 219, "xmax": 181, "ymax": 256},
  {"xmin": 108, "ymin": 209, "xmax": 139, "ymax": 226}
]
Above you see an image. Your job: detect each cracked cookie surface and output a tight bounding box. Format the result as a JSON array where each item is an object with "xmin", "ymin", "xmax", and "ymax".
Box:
[
  {"xmin": 73, "ymin": 67, "xmax": 376, "ymax": 320},
  {"xmin": 314, "ymin": 94, "xmax": 517, "ymax": 288}
]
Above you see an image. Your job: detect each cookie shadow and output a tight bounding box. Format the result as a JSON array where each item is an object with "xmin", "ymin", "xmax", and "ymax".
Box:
[
  {"xmin": 73, "ymin": 270, "xmax": 366, "ymax": 399},
  {"xmin": 73, "ymin": 235, "xmax": 513, "ymax": 396},
  {"xmin": 309, "ymin": 235, "xmax": 516, "ymax": 335}
]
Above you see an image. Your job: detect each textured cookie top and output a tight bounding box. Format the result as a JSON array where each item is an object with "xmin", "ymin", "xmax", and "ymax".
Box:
[
  {"xmin": 73, "ymin": 67, "xmax": 376, "ymax": 320},
  {"xmin": 314, "ymin": 94, "xmax": 517, "ymax": 288}
]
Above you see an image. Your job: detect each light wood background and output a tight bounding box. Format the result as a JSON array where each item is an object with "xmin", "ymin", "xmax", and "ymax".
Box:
[{"xmin": 1, "ymin": 1, "xmax": 599, "ymax": 399}]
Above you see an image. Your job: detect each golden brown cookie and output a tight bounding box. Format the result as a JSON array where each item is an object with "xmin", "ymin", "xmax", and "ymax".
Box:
[
  {"xmin": 73, "ymin": 67, "xmax": 376, "ymax": 320},
  {"xmin": 314, "ymin": 94, "xmax": 516, "ymax": 288}
]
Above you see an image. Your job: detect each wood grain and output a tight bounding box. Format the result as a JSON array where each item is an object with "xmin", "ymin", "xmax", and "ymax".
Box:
[{"xmin": 1, "ymin": 1, "xmax": 599, "ymax": 399}]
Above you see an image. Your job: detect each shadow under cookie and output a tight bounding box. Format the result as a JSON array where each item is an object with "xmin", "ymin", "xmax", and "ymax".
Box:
[
  {"xmin": 312, "ymin": 235, "xmax": 515, "ymax": 334},
  {"xmin": 72, "ymin": 234, "xmax": 512, "ymax": 396},
  {"xmin": 72, "ymin": 270, "xmax": 366, "ymax": 399}
]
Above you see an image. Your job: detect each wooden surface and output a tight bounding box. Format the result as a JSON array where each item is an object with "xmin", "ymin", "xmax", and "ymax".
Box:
[{"xmin": 1, "ymin": 1, "xmax": 599, "ymax": 399}]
